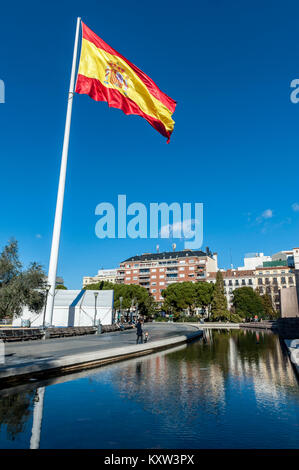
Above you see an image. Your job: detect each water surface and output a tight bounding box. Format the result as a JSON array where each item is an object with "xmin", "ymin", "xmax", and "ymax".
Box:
[{"xmin": 0, "ymin": 329, "xmax": 298, "ymax": 448}]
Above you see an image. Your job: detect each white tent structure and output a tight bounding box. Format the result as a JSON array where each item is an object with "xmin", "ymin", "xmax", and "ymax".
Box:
[{"xmin": 13, "ymin": 289, "xmax": 114, "ymax": 327}]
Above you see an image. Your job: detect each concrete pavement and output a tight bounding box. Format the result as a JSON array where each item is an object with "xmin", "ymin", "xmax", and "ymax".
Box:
[{"xmin": 0, "ymin": 323, "xmax": 202, "ymax": 387}]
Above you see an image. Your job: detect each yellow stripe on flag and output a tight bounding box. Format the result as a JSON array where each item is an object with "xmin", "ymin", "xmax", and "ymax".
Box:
[{"xmin": 78, "ymin": 38, "xmax": 175, "ymax": 133}]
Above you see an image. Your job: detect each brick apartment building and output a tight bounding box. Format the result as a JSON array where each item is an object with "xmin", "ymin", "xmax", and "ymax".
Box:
[{"xmin": 117, "ymin": 248, "xmax": 218, "ymax": 302}]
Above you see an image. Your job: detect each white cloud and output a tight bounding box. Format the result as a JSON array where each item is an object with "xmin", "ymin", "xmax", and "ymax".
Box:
[
  {"xmin": 35, "ymin": 234, "xmax": 42, "ymax": 239},
  {"xmin": 261, "ymin": 209, "xmax": 273, "ymax": 219},
  {"xmin": 160, "ymin": 219, "xmax": 197, "ymax": 239},
  {"xmin": 292, "ymin": 203, "xmax": 299, "ymax": 212},
  {"xmin": 255, "ymin": 209, "xmax": 273, "ymax": 225}
]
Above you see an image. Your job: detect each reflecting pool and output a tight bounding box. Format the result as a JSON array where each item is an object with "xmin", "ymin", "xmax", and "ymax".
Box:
[{"xmin": 0, "ymin": 329, "xmax": 299, "ymax": 448}]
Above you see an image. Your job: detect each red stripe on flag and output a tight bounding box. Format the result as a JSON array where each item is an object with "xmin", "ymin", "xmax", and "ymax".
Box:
[
  {"xmin": 81, "ymin": 22, "xmax": 176, "ymax": 115},
  {"xmin": 76, "ymin": 74, "xmax": 173, "ymax": 142}
]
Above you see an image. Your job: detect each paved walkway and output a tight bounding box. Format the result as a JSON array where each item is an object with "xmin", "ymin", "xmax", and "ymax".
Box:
[{"xmin": 0, "ymin": 323, "xmax": 201, "ymax": 385}]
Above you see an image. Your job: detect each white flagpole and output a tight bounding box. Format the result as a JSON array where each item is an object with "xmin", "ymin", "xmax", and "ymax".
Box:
[{"xmin": 45, "ymin": 17, "xmax": 81, "ymax": 326}]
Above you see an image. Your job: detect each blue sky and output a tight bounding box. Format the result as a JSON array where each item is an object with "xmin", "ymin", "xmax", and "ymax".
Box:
[{"xmin": 1, "ymin": 0, "xmax": 299, "ymax": 288}]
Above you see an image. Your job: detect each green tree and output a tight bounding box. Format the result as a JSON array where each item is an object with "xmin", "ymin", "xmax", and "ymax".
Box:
[
  {"xmin": 210, "ymin": 272, "xmax": 230, "ymax": 321},
  {"xmin": 85, "ymin": 282, "xmax": 154, "ymax": 317},
  {"xmin": 161, "ymin": 282, "xmax": 196, "ymax": 316},
  {"xmin": 84, "ymin": 281, "xmax": 114, "ymax": 290},
  {"xmin": 194, "ymin": 282, "xmax": 214, "ymax": 316},
  {"xmin": 260, "ymin": 293, "xmax": 278, "ymax": 319},
  {"xmin": 232, "ymin": 286, "xmax": 264, "ymax": 320},
  {"xmin": 0, "ymin": 240, "xmax": 46, "ymax": 319},
  {"xmin": 56, "ymin": 284, "xmax": 67, "ymax": 290}
]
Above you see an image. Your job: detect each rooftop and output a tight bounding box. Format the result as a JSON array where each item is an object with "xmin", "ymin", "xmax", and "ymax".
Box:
[
  {"xmin": 208, "ymin": 270, "xmax": 255, "ymax": 279},
  {"xmin": 122, "ymin": 249, "xmax": 210, "ymax": 263},
  {"xmin": 255, "ymin": 266, "xmax": 292, "ymax": 271}
]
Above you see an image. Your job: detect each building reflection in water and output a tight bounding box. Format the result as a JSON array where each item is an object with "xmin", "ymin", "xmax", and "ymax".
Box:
[
  {"xmin": 97, "ymin": 329, "xmax": 299, "ymax": 420},
  {"xmin": 0, "ymin": 329, "xmax": 298, "ymax": 447}
]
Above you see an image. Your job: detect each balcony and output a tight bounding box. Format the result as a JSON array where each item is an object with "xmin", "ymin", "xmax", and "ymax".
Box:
[{"xmin": 197, "ymin": 273, "xmax": 206, "ymax": 279}]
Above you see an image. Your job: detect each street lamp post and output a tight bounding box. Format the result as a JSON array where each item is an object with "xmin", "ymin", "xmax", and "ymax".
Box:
[
  {"xmin": 94, "ymin": 292, "xmax": 98, "ymax": 326},
  {"xmin": 119, "ymin": 296, "xmax": 123, "ymax": 323},
  {"xmin": 130, "ymin": 298, "xmax": 135, "ymax": 323}
]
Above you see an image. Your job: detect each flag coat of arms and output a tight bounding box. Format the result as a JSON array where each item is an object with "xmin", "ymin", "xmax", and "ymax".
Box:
[{"xmin": 75, "ymin": 22, "xmax": 176, "ymax": 142}]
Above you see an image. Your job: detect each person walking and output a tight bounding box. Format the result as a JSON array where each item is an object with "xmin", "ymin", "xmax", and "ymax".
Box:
[{"xmin": 136, "ymin": 319, "xmax": 143, "ymax": 344}]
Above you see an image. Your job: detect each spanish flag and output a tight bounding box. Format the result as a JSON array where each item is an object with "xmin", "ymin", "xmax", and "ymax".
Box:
[{"xmin": 75, "ymin": 23, "xmax": 176, "ymax": 142}]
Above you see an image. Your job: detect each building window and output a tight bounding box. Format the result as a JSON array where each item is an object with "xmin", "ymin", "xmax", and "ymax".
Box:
[
  {"xmin": 179, "ymin": 274, "xmax": 184, "ymax": 278},
  {"xmin": 258, "ymin": 278, "xmax": 263, "ymax": 285},
  {"xmin": 281, "ymin": 277, "xmax": 286, "ymax": 284},
  {"xmin": 248, "ymin": 279, "xmax": 253, "ymax": 285},
  {"xmin": 133, "ymin": 277, "xmax": 137, "ymax": 280},
  {"xmin": 189, "ymin": 267, "xmax": 195, "ymax": 271},
  {"xmin": 229, "ymin": 280, "xmax": 233, "ymax": 286},
  {"xmin": 242, "ymin": 279, "xmax": 246, "ymax": 285},
  {"xmin": 289, "ymin": 277, "xmax": 294, "ymax": 284},
  {"xmin": 151, "ymin": 269, "xmax": 156, "ymax": 272},
  {"xmin": 235, "ymin": 280, "xmax": 239, "ymax": 286}
]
